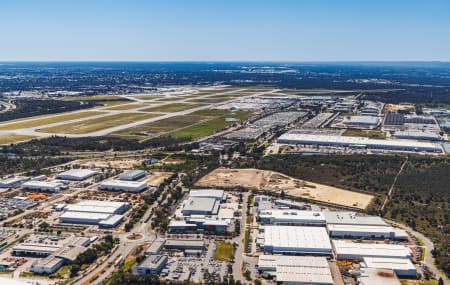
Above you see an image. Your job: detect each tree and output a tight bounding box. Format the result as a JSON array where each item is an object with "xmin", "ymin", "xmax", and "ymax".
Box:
[{"xmin": 438, "ymin": 277, "xmax": 444, "ymax": 285}]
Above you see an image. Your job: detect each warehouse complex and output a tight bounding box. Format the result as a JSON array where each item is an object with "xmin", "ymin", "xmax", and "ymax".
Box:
[
  {"xmin": 58, "ymin": 200, "xmax": 128, "ymax": 228},
  {"xmin": 257, "ymin": 255, "xmax": 334, "ymax": 285},
  {"xmin": 277, "ymin": 133, "xmax": 442, "ymax": 153},
  {"xmin": 262, "ymin": 226, "xmax": 332, "ymax": 255},
  {"xmin": 99, "ymin": 179, "xmax": 148, "ymax": 192},
  {"xmin": 258, "ymin": 210, "xmax": 326, "ymax": 226},
  {"xmin": 332, "ymin": 240, "xmax": 412, "ymax": 260},
  {"xmin": 22, "ymin": 181, "xmax": 65, "ymax": 193},
  {"xmin": 56, "ymin": 169, "xmax": 99, "ymax": 181}
]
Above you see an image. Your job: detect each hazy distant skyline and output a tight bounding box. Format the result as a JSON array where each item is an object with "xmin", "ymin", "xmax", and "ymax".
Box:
[{"xmin": 1, "ymin": 0, "xmax": 450, "ymax": 61}]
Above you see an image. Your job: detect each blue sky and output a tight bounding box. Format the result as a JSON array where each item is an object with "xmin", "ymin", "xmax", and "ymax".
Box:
[{"xmin": 1, "ymin": 0, "xmax": 449, "ymax": 61}]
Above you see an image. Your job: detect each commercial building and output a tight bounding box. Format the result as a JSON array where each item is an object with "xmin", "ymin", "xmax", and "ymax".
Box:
[
  {"xmin": 58, "ymin": 200, "xmax": 128, "ymax": 228},
  {"xmin": 362, "ymin": 257, "xmax": 417, "ymax": 278},
  {"xmin": 99, "ymin": 179, "xmax": 148, "ymax": 192},
  {"xmin": 136, "ymin": 254, "xmax": 168, "ymax": 275},
  {"xmin": 257, "ymin": 255, "xmax": 334, "ymax": 285},
  {"xmin": 118, "ymin": 170, "xmax": 146, "ymax": 181},
  {"xmin": 258, "ymin": 210, "xmax": 326, "ymax": 226},
  {"xmin": 22, "ymin": 181, "xmax": 65, "ymax": 193},
  {"xmin": 332, "ymin": 240, "xmax": 412, "ymax": 260},
  {"xmin": 145, "ymin": 238, "xmax": 166, "ymax": 255},
  {"xmin": 324, "ymin": 212, "xmax": 387, "ymax": 226},
  {"xmin": 0, "ymin": 177, "xmax": 25, "ymax": 188},
  {"xmin": 56, "ymin": 169, "xmax": 99, "ymax": 181},
  {"xmin": 393, "ymin": 131, "xmax": 444, "ymax": 141},
  {"xmin": 30, "ymin": 256, "xmax": 64, "ymax": 274},
  {"xmin": 181, "ymin": 197, "xmax": 220, "ymax": 216},
  {"xmin": 262, "ymin": 226, "xmax": 332, "ymax": 256},
  {"xmin": 277, "ymin": 133, "xmax": 443, "ymax": 153},
  {"xmin": 189, "ymin": 189, "xmax": 226, "ymax": 201},
  {"xmin": 274, "ymin": 199, "xmax": 309, "ymax": 210},
  {"xmin": 168, "ymin": 219, "xmax": 229, "ymax": 233},
  {"xmin": 327, "ymin": 225, "xmax": 401, "ymax": 239},
  {"xmin": 359, "ymin": 268, "xmax": 401, "ymax": 285},
  {"xmin": 164, "ymin": 239, "xmax": 205, "ymax": 251},
  {"xmin": 345, "ymin": 116, "xmax": 380, "ymax": 128}
]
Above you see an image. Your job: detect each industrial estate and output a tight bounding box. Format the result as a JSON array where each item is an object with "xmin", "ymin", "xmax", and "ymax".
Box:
[{"xmin": 0, "ymin": 62, "xmax": 449, "ymax": 285}]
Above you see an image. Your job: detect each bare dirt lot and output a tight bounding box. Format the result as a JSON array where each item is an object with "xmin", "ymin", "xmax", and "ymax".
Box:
[
  {"xmin": 146, "ymin": 172, "xmax": 173, "ymax": 187},
  {"xmin": 196, "ymin": 168, "xmax": 373, "ymax": 209},
  {"xmin": 79, "ymin": 159, "xmax": 142, "ymax": 169}
]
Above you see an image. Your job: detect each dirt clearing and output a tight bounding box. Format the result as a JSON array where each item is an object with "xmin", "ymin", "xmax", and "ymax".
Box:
[{"xmin": 196, "ymin": 168, "xmax": 373, "ymax": 209}]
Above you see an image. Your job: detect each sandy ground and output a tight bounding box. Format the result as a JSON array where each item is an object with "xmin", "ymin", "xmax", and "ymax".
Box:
[
  {"xmin": 79, "ymin": 159, "xmax": 142, "ymax": 169},
  {"xmin": 146, "ymin": 172, "xmax": 173, "ymax": 187},
  {"xmin": 196, "ymin": 168, "xmax": 373, "ymax": 209}
]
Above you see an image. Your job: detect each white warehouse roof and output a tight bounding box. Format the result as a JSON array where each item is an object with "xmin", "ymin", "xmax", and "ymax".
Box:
[
  {"xmin": 56, "ymin": 169, "xmax": 99, "ymax": 180},
  {"xmin": 333, "ymin": 240, "xmax": 412, "ymax": 260},
  {"xmin": 363, "ymin": 257, "xmax": 416, "ymax": 274},
  {"xmin": 263, "ymin": 226, "xmax": 332, "ymax": 255},
  {"xmin": 258, "ymin": 210, "xmax": 326, "ymax": 225},
  {"xmin": 258, "ymin": 255, "xmax": 334, "ymax": 285},
  {"xmin": 346, "ymin": 116, "xmax": 380, "ymax": 125},
  {"xmin": 22, "ymin": 181, "xmax": 63, "ymax": 189},
  {"xmin": 99, "ymin": 179, "xmax": 148, "ymax": 192},
  {"xmin": 324, "ymin": 212, "xmax": 387, "ymax": 226},
  {"xmin": 189, "ymin": 189, "xmax": 226, "ymax": 200},
  {"xmin": 277, "ymin": 133, "xmax": 442, "ymax": 153}
]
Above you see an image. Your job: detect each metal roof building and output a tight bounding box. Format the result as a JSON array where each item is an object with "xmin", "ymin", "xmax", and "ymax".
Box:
[
  {"xmin": 258, "ymin": 210, "xmax": 326, "ymax": 226},
  {"xmin": 277, "ymin": 133, "xmax": 443, "ymax": 153},
  {"xmin": 182, "ymin": 197, "xmax": 220, "ymax": 216},
  {"xmin": 362, "ymin": 257, "xmax": 417, "ymax": 278},
  {"xmin": 257, "ymin": 255, "xmax": 334, "ymax": 285},
  {"xmin": 332, "ymin": 240, "xmax": 412, "ymax": 260},
  {"xmin": 324, "ymin": 212, "xmax": 387, "ymax": 226},
  {"xmin": 189, "ymin": 189, "xmax": 226, "ymax": 201},
  {"xmin": 164, "ymin": 239, "xmax": 205, "ymax": 251},
  {"xmin": 327, "ymin": 225, "xmax": 399, "ymax": 239},
  {"xmin": 359, "ymin": 268, "xmax": 401, "ymax": 285},
  {"xmin": 0, "ymin": 177, "xmax": 25, "ymax": 188},
  {"xmin": 345, "ymin": 115, "xmax": 380, "ymax": 126},
  {"xmin": 22, "ymin": 181, "xmax": 64, "ymax": 193},
  {"xmin": 262, "ymin": 226, "xmax": 332, "ymax": 256},
  {"xmin": 99, "ymin": 179, "xmax": 148, "ymax": 192},
  {"xmin": 56, "ymin": 169, "xmax": 99, "ymax": 181},
  {"xmin": 136, "ymin": 254, "xmax": 168, "ymax": 276},
  {"xmin": 118, "ymin": 170, "xmax": 146, "ymax": 181}
]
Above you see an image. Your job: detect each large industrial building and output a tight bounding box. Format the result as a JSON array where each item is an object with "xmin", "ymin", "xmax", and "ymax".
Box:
[
  {"xmin": 258, "ymin": 210, "xmax": 326, "ymax": 226},
  {"xmin": 345, "ymin": 116, "xmax": 380, "ymax": 128},
  {"xmin": 277, "ymin": 133, "xmax": 442, "ymax": 153},
  {"xmin": 0, "ymin": 177, "xmax": 25, "ymax": 188},
  {"xmin": 58, "ymin": 200, "xmax": 128, "ymax": 228},
  {"xmin": 118, "ymin": 170, "xmax": 146, "ymax": 181},
  {"xmin": 99, "ymin": 179, "xmax": 148, "ymax": 192},
  {"xmin": 324, "ymin": 212, "xmax": 388, "ymax": 226},
  {"xmin": 22, "ymin": 181, "xmax": 65, "ymax": 193},
  {"xmin": 188, "ymin": 189, "xmax": 226, "ymax": 201},
  {"xmin": 257, "ymin": 255, "xmax": 334, "ymax": 285},
  {"xmin": 136, "ymin": 254, "xmax": 168, "ymax": 276},
  {"xmin": 362, "ymin": 257, "xmax": 417, "ymax": 278},
  {"xmin": 327, "ymin": 225, "xmax": 404, "ymax": 240},
  {"xmin": 181, "ymin": 197, "xmax": 220, "ymax": 216},
  {"xmin": 56, "ymin": 169, "xmax": 99, "ymax": 181},
  {"xmin": 262, "ymin": 226, "xmax": 332, "ymax": 256},
  {"xmin": 332, "ymin": 240, "xmax": 412, "ymax": 260}
]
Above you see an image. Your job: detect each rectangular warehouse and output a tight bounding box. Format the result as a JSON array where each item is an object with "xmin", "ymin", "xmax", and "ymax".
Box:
[
  {"xmin": 332, "ymin": 240, "xmax": 412, "ymax": 260},
  {"xmin": 189, "ymin": 189, "xmax": 226, "ymax": 201},
  {"xmin": 263, "ymin": 226, "xmax": 332, "ymax": 256},
  {"xmin": 56, "ymin": 169, "xmax": 99, "ymax": 181},
  {"xmin": 258, "ymin": 255, "xmax": 334, "ymax": 285},
  {"xmin": 99, "ymin": 179, "xmax": 148, "ymax": 192},
  {"xmin": 118, "ymin": 170, "xmax": 146, "ymax": 181},
  {"xmin": 324, "ymin": 212, "xmax": 387, "ymax": 226},
  {"xmin": 277, "ymin": 133, "xmax": 442, "ymax": 153},
  {"xmin": 22, "ymin": 181, "xmax": 65, "ymax": 193},
  {"xmin": 136, "ymin": 254, "xmax": 168, "ymax": 275},
  {"xmin": 362, "ymin": 257, "xmax": 417, "ymax": 278},
  {"xmin": 258, "ymin": 210, "xmax": 326, "ymax": 226},
  {"xmin": 327, "ymin": 225, "xmax": 400, "ymax": 239},
  {"xmin": 181, "ymin": 197, "xmax": 220, "ymax": 216}
]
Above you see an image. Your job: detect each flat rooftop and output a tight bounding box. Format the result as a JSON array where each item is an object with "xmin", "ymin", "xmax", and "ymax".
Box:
[
  {"xmin": 259, "ymin": 210, "xmax": 325, "ymax": 223},
  {"xmin": 182, "ymin": 197, "xmax": 219, "ymax": 214},
  {"xmin": 363, "ymin": 257, "xmax": 416, "ymax": 271},
  {"xmin": 324, "ymin": 212, "xmax": 387, "ymax": 226},
  {"xmin": 264, "ymin": 226, "xmax": 332, "ymax": 253},
  {"xmin": 333, "ymin": 240, "xmax": 412, "ymax": 259}
]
